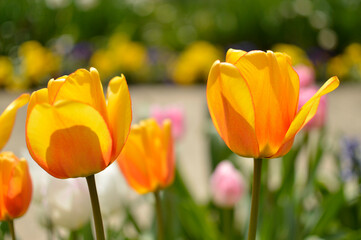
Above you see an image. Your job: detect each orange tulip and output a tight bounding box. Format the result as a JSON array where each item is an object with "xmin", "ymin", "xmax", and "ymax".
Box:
[
  {"xmin": 207, "ymin": 49, "xmax": 339, "ymax": 159},
  {"xmin": 0, "ymin": 152, "xmax": 32, "ymax": 221},
  {"xmin": 26, "ymin": 67, "xmax": 132, "ymax": 178},
  {"xmin": 0, "ymin": 94, "xmax": 30, "ymax": 151},
  {"xmin": 117, "ymin": 119, "xmax": 175, "ymax": 194}
]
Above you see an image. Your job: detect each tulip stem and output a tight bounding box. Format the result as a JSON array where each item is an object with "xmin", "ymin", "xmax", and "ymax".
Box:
[
  {"xmin": 247, "ymin": 158, "xmax": 263, "ymax": 240},
  {"xmin": 86, "ymin": 175, "xmax": 105, "ymax": 240},
  {"xmin": 8, "ymin": 220, "xmax": 16, "ymax": 240},
  {"xmin": 154, "ymin": 190, "xmax": 164, "ymax": 240}
]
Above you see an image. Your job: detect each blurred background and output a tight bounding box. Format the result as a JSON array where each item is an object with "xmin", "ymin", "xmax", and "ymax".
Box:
[
  {"xmin": 1, "ymin": 0, "xmax": 361, "ymax": 239},
  {"xmin": 1, "ymin": 0, "xmax": 361, "ymax": 87}
]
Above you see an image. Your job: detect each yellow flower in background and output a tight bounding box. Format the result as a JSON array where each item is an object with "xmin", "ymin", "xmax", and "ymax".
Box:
[
  {"xmin": 327, "ymin": 56, "xmax": 349, "ymax": 79},
  {"xmin": 117, "ymin": 119, "xmax": 175, "ymax": 194},
  {"xmin": 0, "ymin": 56, "xmax": 14, "ymax": 86},
  {"xmin": 327, "ymin": 43, "xmax": 361, "ymax": 80},
  {"xmin": 18, "ymin": 41, "xmax": 61, "ymax": 85},
  {"xmin": 272, "ymin": 43, "xmax": 311, "ymax": 66},
  {"xmin": 172, "ymin": 41, "xmax": 223, "ymax": 84},
  {"xmin": 90, "ymin": 33, "xmax": 147, "ymax": 80},
  {"xmin": 26, "ymin": 68, "xmax": 132, "ymax": 179}
]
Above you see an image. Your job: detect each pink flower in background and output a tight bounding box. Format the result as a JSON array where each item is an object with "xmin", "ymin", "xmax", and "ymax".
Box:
[
  {"xmin": 150, "ymin": 105, "xmax": 184, "ymax": 139},
  {"xmin": 298, "ymin": 86, "xmax": 327, "ymax": 129},
  {"xmin": 294, "ymin": 64, "xmax": 315, "ymax": 87},
  {"xmin": 210, "ymin": 161, "xmax": 244, "ymax": 208}
]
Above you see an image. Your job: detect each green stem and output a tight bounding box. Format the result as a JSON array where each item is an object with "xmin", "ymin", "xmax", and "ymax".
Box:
[
  {"xmin": 154, "ymin": 191, "xmax": 164, "ymax": 240},
  {"xmin": 223, "ymin": 208, "xmax": 233, "ymax": 240},
  {"xmin": 247, "ymin": 158, "xmax": 263, "ymax": 240},
  {"xmin": 86, "ymin": 175, "xmax": 105, "ymax": 240},
  {"xmin": 8, "ymin": 220, "xmax": 16, "ymax": 240},
  {"xmin": 68, "ymin": 230, "xmax": 78, "ymax": 240}
]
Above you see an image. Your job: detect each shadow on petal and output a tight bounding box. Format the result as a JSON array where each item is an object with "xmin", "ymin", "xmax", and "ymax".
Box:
[{"xmin": 46, "ymin": 126, "xmax": 105, "ymax": 178}]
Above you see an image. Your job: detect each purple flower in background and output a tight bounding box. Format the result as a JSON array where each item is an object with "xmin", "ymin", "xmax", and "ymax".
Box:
[
  {"xmin": 71, "ymin": 42, "xmax": 93, "ymax": 61},
  {"xmin": 210, "ymin": 161, "xmax": 244, "ymax": 208},
  {"xmin": 150, "ymin": 105, "xmax": 184, "ymax": 140},
  {"xmin": 341, "ymin": 138, "xmax": 361, "ymax": 180}
]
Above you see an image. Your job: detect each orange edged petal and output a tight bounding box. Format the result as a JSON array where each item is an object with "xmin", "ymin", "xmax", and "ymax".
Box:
[
  {"xmin": 117, "ymin": 126, "xmax": 156, "ymax": 194},
  {"xmin": 47, "ymin": 76, "xmax": 66, "ymax": 104},
  {"xmin": 0, "ymin": 94, "xmax": 30, "ymax": 151},
  {"xmin": 233, "ymin": 51, "xmax": 300, "ymax": 157},
  {"xmin": 53, "ymin": 68, "xmax": 108, "ymax": 120},
  {"xmin": 226, "ymin": 48, "xmax": 247, "ymax": 64},
  {"xmin": 272, "ymin": 76, "xmax": 340, "ymax": 158},
  {"xmin": 5, "ymin": 157, "xmax": 32, "ymax": 219},
  {"xmin": 106, "ymin": 74, "xmax": 132, "ymax": 160},
  {"xmin": 160, "ymin": 119, "xmax": 175, "ymax": 187},
  {"xmin": 26, "ymin": 100, "xmax": 112, "ymax": 178},
  {"xmin": 207, "ymin": 60, "xmax": 259, "ymax": 157}
]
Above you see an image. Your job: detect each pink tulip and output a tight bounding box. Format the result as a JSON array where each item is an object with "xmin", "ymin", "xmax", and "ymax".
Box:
[
  {"xmin": 210, "ymin": 161, "xmax": 244, "ymax": 208},
  {"xmin": 150, "ymin": 105, "xmax": 184, "ymax": 140},
  {"xmin": 298, "ymin": 86, "xmax": 327, "ymax": 129},
  {"xmin": 294, "ymin": 64, "xmax": 315, "ymax": 88}
]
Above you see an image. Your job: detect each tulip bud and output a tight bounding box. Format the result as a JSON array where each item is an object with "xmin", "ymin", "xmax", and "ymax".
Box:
[
  {"xmin": 0, "ymin": 152, "xmax": 32, "ymax": 221},
  {"xmin": 210, "ymin": 161, "xmax": 244, "ymax": 208}
]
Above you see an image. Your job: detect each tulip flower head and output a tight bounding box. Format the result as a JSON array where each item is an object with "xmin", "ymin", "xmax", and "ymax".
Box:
[
  {"xmin": 0, "ymin": 152, "xmax": 32, "ymax": 221},
  {"xmin": 117, "ymin": 118, "xmax": 175, "ymax": 194},
  {"xmin": 207, "ymin": 49, "xmax": 339, "ymax": 159},
  {"xmin": 26, "ymin": 67, "xmax": 132, "ymax": 178},
  {"xmin": 210, "ymin": 161, "xmax": 244, "ymax": 208}
]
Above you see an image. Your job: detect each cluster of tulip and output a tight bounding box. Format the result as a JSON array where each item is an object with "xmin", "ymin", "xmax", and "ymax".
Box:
[{"xmin": 0, "ymin": 49, "xmax": 338, "ymax": 240}]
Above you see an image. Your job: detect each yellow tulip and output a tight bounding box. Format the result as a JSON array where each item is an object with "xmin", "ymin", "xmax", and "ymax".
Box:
[
  {"xmin": 0, "ymin": 94, "xmax": 30, "ymax": 151},
  {"xmin": 207, "ymin": 49, "xmax": 339, "ymax": 159},
  {"xmin": 0, "ymin": 152, "xmax": 32, "ymax": 221},
  {"xmin": 117, "ymin": 119, "xmax": 175, "ymax": 194},
  {"xmin": 26, "ymin": 68, "xmax": 132, "ymax": 178}
]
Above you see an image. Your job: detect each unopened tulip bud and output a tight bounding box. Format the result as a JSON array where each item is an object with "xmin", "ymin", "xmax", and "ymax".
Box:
[{"xmin": 210, "ymin": 161, "xmax": 244, "ymax": 208}]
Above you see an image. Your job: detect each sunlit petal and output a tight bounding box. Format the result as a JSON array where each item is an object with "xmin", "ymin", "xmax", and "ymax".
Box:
[
  {"xmin": 0, "ymin": 94, "xmax": 30, "ymax": 151},
  {"xmin": 207, "ymin": 61, "xmax": 259, "ymax": 157},
  {"xmin": 53, "ymin": 68, "xmax": 108, "ymax": 119},
  {"xmin": 233, "ymin": 51, "xmax": 299, "ymax": 157},
  {"xmin": 106, "ymin": 75, "xmax": 132, "ymax": 160},
  {"xmin": 26, "ymin": 101, "xmax": 113, "ymax": 178},
  {"xmin": 273, "ymin": 76, "xmax": 340, "ymax": 158}
]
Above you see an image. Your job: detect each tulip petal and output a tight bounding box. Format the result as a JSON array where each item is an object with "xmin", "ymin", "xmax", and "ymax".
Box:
[
  {"xmin": 53, "ymin": 68, "xmax": 108, "ymax": 120},
  {"xmin": 118, "ymin": 128, "xmax": 156, "ymax": 194},
  {"xmin": 47, "ymin": 76, "xmax": 66, "ymax": 104},
  {"xmin": 161, "ymin": 119, "xmax": 175, "ymax": 186},
  {"xmin": 207, "ymin": 61, "xmax": 259, "ymax": 157},
  {"xmin": 106, "ymin": 75, "xmax": 132, "ymax": 160},
  {"xmin": 26, "ymin": 101, "xmax": 113, "ymax": 178},
  {"xmin": 233, "ymin": 51, "xmax": 299, "ymax": 157},
  {"xmin": 0, "ymin": 94, "xmax": 30, "ymax": 151},
  {"xmin": 273, "ymin": 76, "xmax": 340, "ymax": 158},
  {"xmin": 140, "ymin": 119, "xmax": 173, "ymax": 188},
  {"xmin": 226, "ymin": 48, "xmax": 247, "ymax": 64}
]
